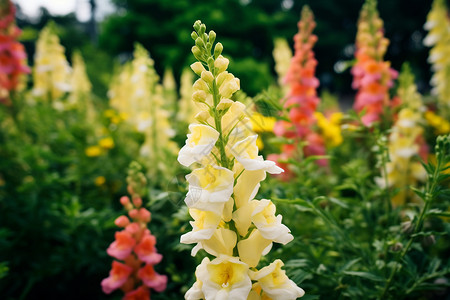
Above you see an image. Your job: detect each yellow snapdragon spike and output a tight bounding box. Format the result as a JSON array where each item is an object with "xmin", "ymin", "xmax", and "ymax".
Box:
[
  {"xmin": 32, "ymin": 24, "xmax": 72, "ymax": 101},
  {"xmin": 424, "ymin": 0, "xmax": 450, "ymax": 113},
  {"xmin": 107, "ymin": 43, "xmax": 178, "ymax": 182},
  {"xmin": 376, "ymin": 64, "xmax": 427, "ymax": 206},
  {"xmin": 178, "ymin": 68, "xmax": 201, "ymax": 124},
  {"xmin": 180, "ymin": 20, "xmax": 303, "ymax": 299},
  {"xmin": 273, "ymin": 38, "xmax": 293, "ymax": 90}
]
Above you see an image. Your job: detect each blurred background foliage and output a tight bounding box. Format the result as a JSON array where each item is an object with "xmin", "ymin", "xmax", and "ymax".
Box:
[
  {"xmin": 2, "ymin": 0, "xmax": 447, "ymax": 299},
  {"xmin": 15, "ymin": 0, "xmax": 432, "ymax": 99}
]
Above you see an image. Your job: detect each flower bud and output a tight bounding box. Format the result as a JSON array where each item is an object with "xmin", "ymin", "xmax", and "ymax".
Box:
[
  {"xmin": 209, "ymin": 30, "xmax": 216, "ymax": 44},
  {"xmin": 191, "ymin": 31, "xmax": 198, "ymax": 40},
  {"xmin": 193, "ymin": 78, "xmax": 209, "ymax": 92},
  {"xmin": 193, "ymin": 20, "xmax": 201, "ymax": 32},
  {"xmin": 132, "ymin": 197, "xmax": 142, "ymax": 208},
  {"xmin": 129, "ymin": 209, "xmax": 139, "ymax": 219},
  {"xmin": 115, "ymin": 215, "xmax": 130, "ymax": 227},
  {"xmin": 194, "ymin": 111, "xmax": 210, "ymax": 122},
  {"xmin": 214, "ymin": 55, "xmax": 229, "ymax": 73},
  {"xmin": 195, "ymin": 37, "xmax": 205, "ymax": 49},
  {"xmin": 214, "ymin": 42, "xmax": 223, "ymax": 58},
  {"xmin": 216, "ymin": 98, "xmax": 234, "ymax": 110},
  {"xmin": 201, "ymin": 71, "xmax": 214, "ymax": 83},
  {"xmin": 190, "ymin": 62, "xmax": 206, "ymax": 76},
  {"xmin": 192, "ymin": 90, "xmax": 207, "ymax": 103},
  {"xmin": 120, "ymin": 196, "xmax": 131, "ymax": 207},
  {"xmin": 191, "ymin": 46, "xmax": 202, "ymax": 60},
  {"xmin": 138, "ymin": 208, "xmax": 151, "ymax": 223}
]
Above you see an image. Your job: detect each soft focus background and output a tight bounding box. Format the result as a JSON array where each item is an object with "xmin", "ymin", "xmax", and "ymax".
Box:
[
  {"xmin": 13, "ymin": 0, "xmax": 431, "ymax": 100},
  {"xmin": 2, "ymin": 1, "xmax": 448, "ymax": 300}
]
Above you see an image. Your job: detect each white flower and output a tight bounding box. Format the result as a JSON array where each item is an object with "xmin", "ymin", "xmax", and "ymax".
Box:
[
  {"xmin": 250, "ymin": 259, "xmax": 305, "ymax": 300},
  {"xmin": 230, "ymin": 135, "xmax": 283, "ymax": 174},
  {"xmin": 178, "ymin": 124, "xmax": 220, "ymax": 167},
  {"xmin": 185, "ymin": 165, "xmax": 234, "ymax": 214},
  {"xmin": 198, "ymin": 255, "xmax": 252, "ymax": 300},
  {"xmin": 180, "ymin": 209, "xmax": 222, "ymax": 245},
  {"xmin": 185, "ymin": 260, "xmax": 207, "ymax": 300},
  {"xmin": 251, "ymin": 199, "xmax": 293, "ymax": 244}
]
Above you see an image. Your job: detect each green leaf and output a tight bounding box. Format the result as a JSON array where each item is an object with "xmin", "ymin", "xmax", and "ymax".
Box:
[
  {"xmin": 328, "ymin": 197, "xmax": 350, "ymax": 209},
  {"xmin": 343, "ymin": 271, "xmax": 384, "ymax": 282}
]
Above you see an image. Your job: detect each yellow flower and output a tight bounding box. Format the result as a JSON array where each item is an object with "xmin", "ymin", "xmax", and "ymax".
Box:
[
  {"xmin": 104, "ymin": 109, "xmax": 116, "ymax": 118},
  {"xmin": 95, "ymin": 176, "xmax": 106, "ymax": 186},
  {"xmin": 425, "ymin": 110, "xmax": 450, "ymax": 134},
  {"xmin": 99, "ymin": 137, "xmax": 115, "ymax": 149},
  {"xmin": 250, "ymin": 112, "xmax": 276, "ymax": 133},
  {"xmin": 85, "ymin": 145, "xmax": 102, "ymax": 157},
  {"xmin": 314, "ymin": 112, "xmax": 343, "ymax": 146}
]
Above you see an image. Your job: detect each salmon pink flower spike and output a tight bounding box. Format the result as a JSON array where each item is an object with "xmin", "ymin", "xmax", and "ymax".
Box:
[
  {"xmin": 0, "ymin": 0, "xmax": 29, "ymax": 105},
  {"xmin": 351, "ymin": 0, "xmax": 398, "ymax": 126},
  {"xmin": 123, "ymin": 286, "xmax": 150, "ymax": 300},
  {"xmin": 107, "ymin": 231, "xmax": 136, "ymax": 260},
  {"xmin": 137, "ymin": 264, "xmax": 168, "ymax": 292},
  {"xmin": 102, "ymin": 162, "xmax": 167, "ymax": 298},
  {"xmin": 101, "ymin": 261, "xmax": 133, "ymax": 294},
  {"xmin": 180, "ymin": 21, "xmax": 303, "ymax": 299},
  {"xmin": 271, "ymin": 5, "xmax": 326, "ymax": 175}
]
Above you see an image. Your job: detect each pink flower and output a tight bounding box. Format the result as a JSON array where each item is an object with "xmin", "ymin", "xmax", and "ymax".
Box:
[
  {"xmin": 134, "ymin": 234, "xmax": 163, "ymax": 264},
  {"xmin": 101, "ymin": 261, "xmax": 133, "ymax": 294},
  {"xmin": 107, "ymin": 231, "xmax": 136, "ymax": 260},
  {"xmin": 137, "ymin": 264, "xmax": 168, "ymax": 292},
  {"xmin": 123, "ymin": 286, "xmax": 150, "ymax": 300}
]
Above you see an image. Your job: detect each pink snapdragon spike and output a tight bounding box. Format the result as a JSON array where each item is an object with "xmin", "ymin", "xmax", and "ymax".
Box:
[
  {"xmin": 107, "ymin": 231, "xmax": 136, "ymax": 260},
  {"xmin": 272, "ymin": 5, "xmax": 326, "ymax": 177},
  {"xmin": 0, "ymin": 0, "xmax": 30, "ymax": 105},
  {"xmin": 138, "ymin": 264, "xmax": 168, "ymax": 292},
  {"xmin": 351, "ymin": 0, "xmax": 398, "ymax": 126},
  {"xmin": 101, "ymin": 261, "xmax": 134, "ymax": 294},
  {"xmin": 102, "ymin": 164, "xmax": 167, "ymax": 299},
  {"xmin": 123, "ymin": 286, "xmax": 151, "ymax": 300}
]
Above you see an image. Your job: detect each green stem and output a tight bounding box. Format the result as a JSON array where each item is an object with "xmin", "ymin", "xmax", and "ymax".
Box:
[{"xmin": 379, "ymin": 158, "xmax": 440, "ymax": 299}]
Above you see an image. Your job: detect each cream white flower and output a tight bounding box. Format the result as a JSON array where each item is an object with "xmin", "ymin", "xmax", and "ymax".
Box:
[
  {"xmin": 185, "ymin": 260, "xmax": 207, "ymax": 300},
  {"xmin": 252, "ymin": 199, "xmax": 293, "ymax": 244},
  {"xmin": 192, "ymin": 227, "xmax": 237, "ymax": 257},
  {"xmin": 230, "ymin": 135, "xmax": 283, "ymax": 174},
  {"xmin": 178, "ymin": 124, "xmax": 220, "ymax": 167},
  {"xmin": 185, "ymin": 165, "xmax": 234, "ymax": 214},
  {"xmin": 180, "ymin": 209, "xmax": 222, "ymax": 245},
  {"xmin": 250, "ymin": 259, "xmax": 305, "ymax": 300},
  {"xmin": 199, "ymin": 255, "xmax": 252, "ymax": 300},
  {"xmin": 237, "ymin": 229, "xmax": 272, "ymax": 268}
]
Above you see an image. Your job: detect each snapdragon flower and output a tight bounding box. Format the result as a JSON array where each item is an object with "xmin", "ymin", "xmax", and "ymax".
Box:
[
  {"xmin": 102, "ymin": 163, "xmax": 167, "ymax": 299},
  {"xmin": 351, "ymin": 0, "xmax": 398, "ymax": 126},
  {"xmin": 179, "ymin": 20, "xmax": 304, "ymax": 300},
  {"xmin": 271, "ymin": 6, "xmax": 327, "ymax": 175},
  {"xmin": 0, "ymin": 0, "xmax": 29, "ymax": 105}
]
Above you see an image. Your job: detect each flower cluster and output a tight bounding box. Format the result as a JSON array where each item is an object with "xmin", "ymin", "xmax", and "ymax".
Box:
[
  {"xmin": 376, "ymin": 65, "xmax": 428, "ymax": 206},
  {"xmin": 425, "ymin": 110, "xmax": 450, "ymax": 135},
  {"xmin": 314, "ymin": 112, "xmax": 343, "ymax": 147},
  {"xmin": 0, "ymin": 0, "xmax": 29, "ymax": 105},
  {"xmin": 273, "ymin": 38, "xmax": 293, "ymax": 92},
  {"xmin": 108, "ymin": 44, "xmax": 178, "ymax": 182},
  {"xmin": 178, "ymin": 68, "xmax": 201, "ymax": 125},
  {"xmin": 68, "ymin": 51, "xmax": 93, "ymax": 112},
  {"xmin": 178, "ymin": 20, "xmax": 304, "ymax": 300},
  {"xmin": 351, "ymin": 0, "xmax": 398, "ymax": 126},
  {"xmin": 102, "ymin": 162, "xmax": 167, "ymax": 299},
  {"xmin": 424, "ymin": 0, "xmax": 450, "ymax": 115},
  {"xmin": 32, "ymin": 23, "xmax": 72, "ymax": 101},
  {"xmin": 271, "ymin": 6, "xmax": 326, "ymax": 173}
]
